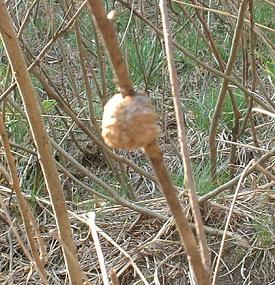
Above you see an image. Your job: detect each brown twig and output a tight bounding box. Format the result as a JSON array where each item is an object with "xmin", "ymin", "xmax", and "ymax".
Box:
[
  {"xmin": 17, "ymin": 0, "xmax": 39, "ymax": 39},
  {"xmin": 110, "ymin": 269, "xmax": 120, "ymax": 285},
  {"xmin": 0, "ymin": 115, "xmax": 49, "ymax": 284},
  {"xmin": 144, "ymin": 142, "xmax": 210, "ymax": 285},
  {"xmin": 159, "ymin": 0, "xmax": 210, "ymax": 275},
  {"xmin": 87, "ymin": 212, "xmax": 109, "ymax": 285},
  {"xmin": 247, "ymin": 0, "xmax": 261, "ymax": 150},
  {"xmin": 0, "ymin": 2, "xmax": 83, "ymax": 284},
  {"xmin": 57, "ymin": 39, "xmax": 86, "ymax": 112},
  {"xmin": 255, "ymin": 163, "xmax": 275, "ymax": 181},
  {"xmin": 91, "ymin": 18, "xmax": 108, "ymax": 106},
  {"xmin": 51, "ymin": 138, "xmax": 167, "ymax": 221},
  {"xmin": 209, "ymin": 0, "xmax": 249, "ymax": 179},
  {"xmin": 87, "ymin": 0, "xmax": 134, "ymax": 97},
  {"xmin": 74, "ymin": 19, "xmax": 101, "ymax": 134}
]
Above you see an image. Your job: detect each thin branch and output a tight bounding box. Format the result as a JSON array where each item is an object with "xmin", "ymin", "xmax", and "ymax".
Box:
[
  {"xmin": 110, "ymin": 269, "xmax": 120, "ymax": 285},
  {"xmin": 0, "ymin": 2, "xmax": 83, "ymax": 284},
  {"xmin": 87, "ymin": 0, "xmax": 134, "ymax": 97},
  {"xmin": 51, "ymin": 138, "xmax": 167, "ymax": 221},
  {"xmin": 159, "ymin": 0, "xmax": 210, "ymax": 275},
  {"xmin": 0, "ymin": 115, "xmax": 49, "ymax": 284},
  {"xmin": 144, "ymin": 142, "xmax": 210, "ymax": 285},
  {"xmin": 209, "ymin": 0, "xmax": 249, "ymax": 179},
  {"xmin": 74, "ymin": 19, "xmax": 101, "ymax": 134},
  {"xmin": 87, "ymin": 212, "xmax": 109, "ymax": 285}
]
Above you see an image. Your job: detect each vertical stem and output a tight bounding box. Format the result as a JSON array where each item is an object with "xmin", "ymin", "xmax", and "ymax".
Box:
[
  {"xmin": 87, "ymin": 0, "xmax": 134, "ymax": 97},
  {"xmin": 74, "ymin": 19, "xmax": 101, "ymax": 134},
  {"xmin": 0, "ymin": 2, "xmax": 83, "ymax": 284},
  {"xmin": 159, "ymin": 0, "xmax": 210, "ymax": 273},
  {"xmin": 0, "ymin": 115, "xmax": 49, "ymax": 285},
  {"xmin": 144, "ymin": 142, "xmax": 210, "ymax": 285},
  {"xmin": 209, "ymin": 0, "xmax": 249, "ymax": 179},
  {"xmin": 88, "ymin": 0, "xmax": 210, "ymax": 282}
]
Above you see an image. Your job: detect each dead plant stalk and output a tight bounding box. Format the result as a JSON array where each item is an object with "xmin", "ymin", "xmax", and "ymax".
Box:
[
  {"xmin": 209, "ymin": 0, "xmax": 249, "ymax": 179},
  {"xmin": 87, "ymin": 0, "xmax": 134, "ymax": 97},
  {"xmin": 0, "ymin": 2, "xmax": 83, "ymax": 284},
  {"xmin": 0, "ymin": 115, "xmax": 49, "ymax": 284},
  {"xmin": 159, "ymin": 0, "xmax": 210, "ymax": 276},
  {"xmin": 144, "ymin": 142, "xmax": 210, "ymax": 284}
]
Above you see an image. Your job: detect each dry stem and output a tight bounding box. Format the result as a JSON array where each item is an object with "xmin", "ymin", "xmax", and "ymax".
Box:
[
  {"xmin": 159, "ymin": 0, "xmax": 210, "ymax": 276},
  {"xmin": 51, "ymin": 139, "xmax": 167, "ymax": 221},
  {"xmin": 87, "ymin": 0, "xmax": 134, "ymax": 97},
  {"xmin": 0, "ymin": 115, "xmax": 49, "ymax": 284},
  {"xmin": 0, "ymin": 2, "xmax": 83, "ymax": 284},
  {"xmin": 209, "ymin": 0, "xmax": 249, "ymax": 179},
  {"xmin": 144, "ymin": 142, "xmax": 210, "ymax": 285},
  {"xmin": 87, "ymin": 1, "xmax": 211, "ymax": 283},
  {"xmin": 110, "ymin": 269, "xmax": 120, "ymax": 285},
  {"xmin": 87, "ymin": 212, "xmax": 109, "ymax": 285}
]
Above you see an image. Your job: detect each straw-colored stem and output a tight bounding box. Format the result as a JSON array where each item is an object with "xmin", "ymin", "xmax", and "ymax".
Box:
[
  {"xmin": 209, "ymin": 0, "xmax": 249, "ymax": 179},
  {"xmin": 0, "ymin": 2, "xmax": 83, "ymax": 284},
  {"xmin": 0, "ymin": 116, "xmax": 49, "ymax": 285},
  {"xmin": 144, "ymin": 141, "xmax": 210, "ymax": 285},
  {"xmin": 87, "ymin": 0, "xmax": 134, "ymax": 97},
  {"xmin": 159, "ymin": 0, "xmax": 210, "ymax": 275}
]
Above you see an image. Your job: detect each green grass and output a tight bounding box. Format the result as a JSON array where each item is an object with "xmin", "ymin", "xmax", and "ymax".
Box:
[
  {"xmin": 254, "ymin": 0, "xmax": 274, "ymax": 27},
  {"xmin": 175, "ymin": 24, "xmax": 207, "ymax": 58},
  {"xmin": 254, "ymin": 217, "xmax": 274, "ymax": 247},
  {"xmin": 222, "ymin": 89, "xmax": 246, "ymax": 129},
  {"xmin": 122, "ymin": 30, "xmax": 163, "ymax": 88},
  {"xmin": 29, "ymin": 171, "xmax": 45, "ymax": 208},
  {"xmin": 89, "ymin": 172, "xmax": 134, "ymax": 203},
  {"xmin": 194, "ymin": 162, "xmax": 215, "ymax": 195},
  {"xmin": 6, "ymin": 111, "xmax": 28, "ymax": 144},
  {"xmin": 113, "ymin": 9, "xmax": 164, "ymax": 89},
  {"xmin": 253, "ymin": 0, "xmax": 275, "ymax": 62},
  {"xmin": 265, "ymin": 60, "xmax": 275, "ymax": 84},
  {"xmin": 172, "ymin": 161, "xmax": 228, "ymax": 195},
  {"xmin": 189, "ymin": 86, "xmax": 246, "ymax": 131},
  {"xmin": 172, "ymin": 170, "xmax": 184, "ymax": 189}
]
